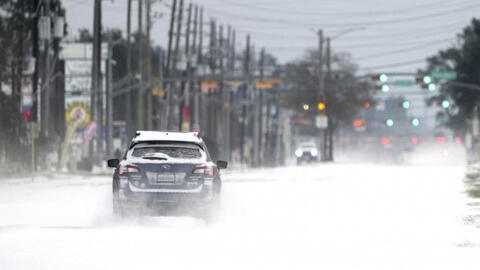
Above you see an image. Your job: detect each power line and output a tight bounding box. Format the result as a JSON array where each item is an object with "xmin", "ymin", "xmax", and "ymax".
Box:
[
  {"xmin": 353, "ymin": 37, "xmax": 456, "ymax": 60},
  {"xmin": 201, "ymin": 3, "xmax": 480, "ymax": 28},
  {"xmin": 358, "ymin": 58, "xmax": 428, "ymax": 71},
  {"xmin": 202, "ymin": 0, "xmax": 472, "ymax": 18}
]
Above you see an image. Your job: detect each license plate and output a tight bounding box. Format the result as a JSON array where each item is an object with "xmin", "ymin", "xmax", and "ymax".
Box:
[{"xmin": 156, "ymin": 173, "xmax": 175, "ymax": 184}]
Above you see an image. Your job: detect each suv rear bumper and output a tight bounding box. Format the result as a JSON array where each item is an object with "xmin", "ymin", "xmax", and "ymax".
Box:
[{"xmin": 117, "ymin": 183, "xmax": 214, "ymax": 209}]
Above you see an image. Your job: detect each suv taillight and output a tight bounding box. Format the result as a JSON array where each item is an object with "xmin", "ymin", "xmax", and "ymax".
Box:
[
  {"xmin": 192, "ymin": 165, "xmax": 216, "ymax": 177},
  {"xmin": 118, "ymin": 164, "xmax": 140, "ymax": 176}
]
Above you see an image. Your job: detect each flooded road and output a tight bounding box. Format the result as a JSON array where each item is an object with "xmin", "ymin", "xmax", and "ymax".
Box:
[{"xmin": 0, "ymin": 164, "xmax": 478, "ymax": 270}]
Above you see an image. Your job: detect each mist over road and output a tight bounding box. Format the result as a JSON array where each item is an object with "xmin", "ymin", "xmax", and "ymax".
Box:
[{"xmin": 0, "ymin": 164, "xmax": 478, "ymax": 270}]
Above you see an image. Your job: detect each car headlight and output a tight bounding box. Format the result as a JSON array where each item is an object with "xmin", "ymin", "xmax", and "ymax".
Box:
[
  {"xmin": 310, "ymin": 149, "xmax": 318, "ymax": 156},
  {"xmin": 295, "ymin": 149, "xmax": 303, "ymax": 157}
]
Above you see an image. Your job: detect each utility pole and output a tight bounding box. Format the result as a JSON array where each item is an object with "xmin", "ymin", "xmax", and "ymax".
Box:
[
  {"xmin": 106, "ymin": 34, "xmax": 113, "ymax": 157},
  {"xmin": 41, "ymin": 0, "xmax": 51, "ymax": 139},
  {"xmin": 146, "ymin": 0, "xmax": 153, "ymax": 130},
  {"xmin": 191, "ymin": 5, "xmax": 199, "ymax": 131},
  {"xmin": 240, "ymin": 34, "xmax": 250, "ymax": 166},
  {"xmin": 136, "ymin": 0, "xmax": 144, "ymax": 131},
  {"xmin": 223, "ymin": 25, "xmax": 231, "ymax": 162},
  {"xmin": 252, "ymin": 46, "xmax": 261, "ymax": 167},
  {"xmin": 196, "ymin": 7, "xmax": 204, "ymax": 132},
  {"xmin": 170, "ymin": 0, "xmax": 184, "ymax": 130},
  {"xmin": 180, "ymin": 3, "xmax": 192, "ymax": 131},
  {"xmin": 156, "ymin": 49, "xmax": 165, "ymax": 130},
  {"xmin": 219, "ymin": 24, "xmax": 229, "ymax": 161},
  {"xmin": 90, "ymin": 0, "xmax": 101, "ymax": 160},
  {"xmin": 229, "ymin": 29, "xmax": 236, "ymax": 162},
  {"xmin": 164, "ymin": 0, "xmax": 177, "ymax": 130},
  {"xmin": 231, "ymin": 29, "xmax": 236, "ymax": 73},
  {"xmin": 126, "ymin": 0, "xmax": 132, "ymax": 138},
  {"xmin": 317, "ymin": 29, "xmax": 326, "ymax": 161},
  {"xmin": 206, "ymin": 19, "xmax": 215, "ymax": 139},
  {"xmin": 326, "ymin": 37, "xmax": 333, "ymax": 161},
  {"xmin": 96, "ymin": 0, "xmax": 103, "ymax": 159}
]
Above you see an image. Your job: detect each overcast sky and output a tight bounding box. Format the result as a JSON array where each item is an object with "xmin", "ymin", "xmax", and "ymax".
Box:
[{"xmin": 63, "ymin": 0, "xmax": 480, "ymax": 74}]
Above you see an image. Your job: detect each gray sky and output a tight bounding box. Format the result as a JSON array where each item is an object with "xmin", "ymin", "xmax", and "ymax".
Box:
[{"xmin": 63, "ymin": 0, "xmax": 480, "ymax": 74}]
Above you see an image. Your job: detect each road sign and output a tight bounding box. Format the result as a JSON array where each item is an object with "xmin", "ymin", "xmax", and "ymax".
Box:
[
  {"xmin": 151, "ymin": 89, "xmax": 165, "ymax": 97},
  {"xmin": 315, "ymin": 115, "xmax": 328, "ymax": 129},
  {"xmin": 431, "ymin": 71, "xmax": 457, "ymax": 80},
  {"xmin": 201, "ymin": 81, "xmax": 218, "ymax": 89},
  {"xmin": 255, "ymin": 81, "xmax": 273, "ymax": 89},
  {"xmin": 66, "ymin": 102, "xmax": 91, "ymax": 128}
]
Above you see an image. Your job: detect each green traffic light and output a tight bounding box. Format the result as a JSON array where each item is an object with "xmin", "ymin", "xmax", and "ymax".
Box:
[
  {"xmin": 412, "ymin": 118, "xmax": 420, "ymax": 127},
  {"xmin": 386, "ymin": 119, "xmax": 394, "ymax": 127},
  {"xmin": 441, "ymin": 100, "xmax": 450, "ymax": 109},
  {"xmin": 428, "ymin": 83, "xmax": 436, "ymax": 91},
  {"xmin": 423, "ymin": 76, "xmax": 432, "ymax": 84},
  {"xmin": 381, "ymin": 84, "xmax": 390, "ymax": 93},
  {"xmin": 402, "ymin": 101, "xmax": 410, "ymax": 109},
  {"xmin": 379, "ymin": 74, "xmax": 388, "ymax": 83}
]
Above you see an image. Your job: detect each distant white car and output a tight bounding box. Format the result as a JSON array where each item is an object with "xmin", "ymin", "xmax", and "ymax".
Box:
[{"xmin": 295, "ymin": 142, "xmax": 319, "ymax": 164}]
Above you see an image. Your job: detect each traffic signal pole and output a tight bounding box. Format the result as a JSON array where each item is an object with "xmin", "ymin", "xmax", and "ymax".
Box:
[
  {"xmin": 326, "ymin": 37, "xmax": 333, "ymax": 161},
  {"xmin": 317, "ymin": 30, "xmax": 327, "ymax": 161},
  {"xmin": 126, "ymin": 0, "xmax": 132, "ymax": 138}
]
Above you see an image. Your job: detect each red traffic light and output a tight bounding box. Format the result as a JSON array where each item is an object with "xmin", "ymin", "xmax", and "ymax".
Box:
[
  {"xmin": 22, "ymin": 110, "xmax": 31, "ymax": 123},
  {"xmin": 353, "ymin": 120, "xmax": 364, "ymax": 127},
  {"xmin": 381, "ymin": 137, "xmax": 389, "ymax": 145}
]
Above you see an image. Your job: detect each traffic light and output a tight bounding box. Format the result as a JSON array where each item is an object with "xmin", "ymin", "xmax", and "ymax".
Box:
[
  {"xmin": 371, "ymin": 73, "xmax": 388, "ymax": 83},
  {"xmin": 22, "ymin": 109, "xmax": 32, "ymax": 123},
  {"xmin": 377, "ymin": 84, "xmax": 390, "ymax": 93},
  {"xmin": 400, "ymin": 100, "xmax": 410, "ymax": 109},
  {"xmin": 423, "ymin": 76, "xmax": 432, "ymax": 84},
  {"xmin": 415, "ymin": 74, "xmax": 436, "ymax": 91},
  {"xmin": 441, "ymin": 100, "xmax": 450, "ymax": 109},
  {"xmin": 317, "ymin": 102, "xmax": 326, "ymax": 111},
  {"xmin": 372, "ymin": 73, "xmax": 389, "ymax": 93},
  {"xmin": 364, "ymin": 102, "xmax": 371, "ymax": 109},
  {"xmin": 353, "ymin": 120, "xmax": 364, "ymax": 127},
  {"xmin": 411, "ymin": 118, "xmax": 420, "ymax": 127},
  {"xmin": 385, "ymin": 119, "xmax": 394, "ymax": 127}
]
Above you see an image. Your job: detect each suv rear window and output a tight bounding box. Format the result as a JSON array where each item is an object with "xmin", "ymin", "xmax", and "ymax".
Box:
[{"xmin": 132, "ymin": 144, "xmax": 202, "ymax": 159}]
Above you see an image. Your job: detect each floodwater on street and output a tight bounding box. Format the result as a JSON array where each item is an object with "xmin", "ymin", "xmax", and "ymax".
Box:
[{"xmin": 0, "ymin": 163, "xmax": 479, "ymax": 270}]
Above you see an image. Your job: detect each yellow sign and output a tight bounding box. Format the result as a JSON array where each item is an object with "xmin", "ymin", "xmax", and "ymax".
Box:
[
  {"xmin": 201, "ymin": 81, "xmax": 218, "ymax": 89},
  {"xmin": 152, "ymin": 89, "xmax": 165, "ymax": 97},
  {"xmin": 255, "ymin": 81, "xmax": 273, "ymax": 89},
  {"xmin": 65, "ymin": 102, "xmax": 90, "ymax": 128}
]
